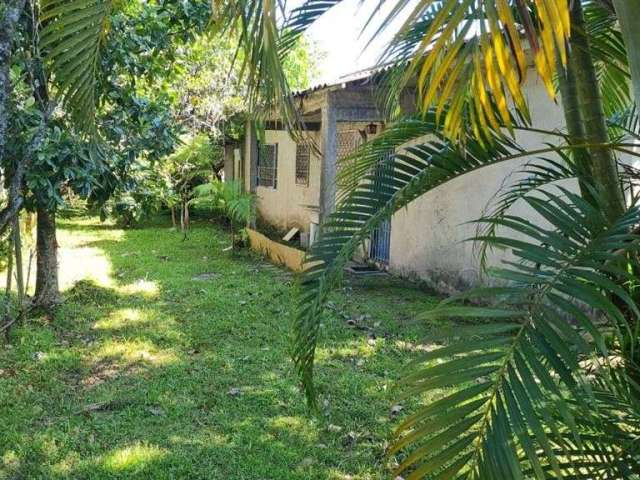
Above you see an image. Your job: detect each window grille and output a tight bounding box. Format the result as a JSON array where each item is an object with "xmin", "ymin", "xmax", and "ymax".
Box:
[
  {"xmin": 257, "ymin": 143, "xmax": 278, "ymax": 188},
  {"xmin": 337, "ymin": 130, "xmax": 362, "ymax": 161},
  {"xmin": 295, "ymin": 144, "xmax": 310, "ymax": 186}
]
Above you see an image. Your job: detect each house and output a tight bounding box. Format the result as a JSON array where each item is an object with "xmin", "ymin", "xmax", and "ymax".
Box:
[
  {"xmin": 234, "ymin": 71, "xmax": 402, "ymax": 245},
  {"xmin": 227, "ymin": 67, "xmax": 629, "ymax": 293}
]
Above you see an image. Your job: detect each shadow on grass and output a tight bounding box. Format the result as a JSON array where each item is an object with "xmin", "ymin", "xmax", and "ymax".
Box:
[{"xmin": 1, "ymin": 217, "xmax": 438, "ymax": 480}]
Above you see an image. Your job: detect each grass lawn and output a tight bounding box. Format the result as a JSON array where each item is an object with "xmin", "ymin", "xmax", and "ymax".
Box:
[{"xmin": 0, "ymin": 215, "xmax": 442, "ymax": 479}]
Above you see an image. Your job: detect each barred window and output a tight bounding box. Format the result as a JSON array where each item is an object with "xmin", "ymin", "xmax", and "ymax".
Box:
[
  {"xmin": 295, "ymin": 144, "xmax": 310, "ymax": 186},
  {"xmin": 257, "ymin": 143, "xmax": 278, "ymax": 188}
]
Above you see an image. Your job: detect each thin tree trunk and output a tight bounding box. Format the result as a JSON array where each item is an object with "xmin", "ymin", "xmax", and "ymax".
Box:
[
  {"xmin": 171, "ymin": 206, "xmax": 176, "ymax": 227},
  {"xmin": 557, "ymin": 58, "xmax": 595, "ymax": 204},
  {"xmin": 570, "ymin": 1, "xmax": 626, "ymax": 221},
  {"xmin": 613, "ymin": 1, "xmax": 640, "ymax": 111},
  {"xmin": 33, "ymin": 207, "xmax": 61, "ymax": 309},
  {"xmin": 5, "ymin": 237, "xmax": 13, "ymax": 296},
  {"xmin": 12, "ymin": 215, "xmax": 25, "ymax": 320}
]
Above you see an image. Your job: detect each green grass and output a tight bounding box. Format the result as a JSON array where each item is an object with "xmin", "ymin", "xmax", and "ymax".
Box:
[{"xmin": 0, "ymin": 215, "xmax": 442, "ymax": 479}]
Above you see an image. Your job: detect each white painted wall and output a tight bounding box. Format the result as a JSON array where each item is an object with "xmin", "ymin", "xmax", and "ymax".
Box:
[{"xmin": 388, "ymin": 70, "xmax": 579, "ymax": 292}]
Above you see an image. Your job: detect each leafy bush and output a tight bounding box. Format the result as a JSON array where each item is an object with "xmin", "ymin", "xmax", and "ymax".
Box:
[{"xmin": 191, "ymin": 179, "xmax": 255, "ymax": 226}]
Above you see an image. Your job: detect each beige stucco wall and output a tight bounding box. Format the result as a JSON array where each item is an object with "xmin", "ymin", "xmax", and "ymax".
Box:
[
  {"xmin": 247, "ymin": 130, "xmax": 322, "ymax": 232},
  {"xmin": 388, "ymin": 70, "xmax": 579, "ymax": 292}
]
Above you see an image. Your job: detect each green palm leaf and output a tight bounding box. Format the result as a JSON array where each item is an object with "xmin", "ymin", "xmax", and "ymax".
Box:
[
  {"xmin": 391, "ymin": 188, "xmax": 640, "ymax": 479},
  {"xmin": 476, "ymin": 152, "xmax": 579, "ymax": 271},
  {"xmin": 40, "ymin": 0, "xmax": 112, "ymax": 130},
  {"xmin": 584, "ymin": 0, "xmax": 631, "ymax": 117},
  {"xmin": 294, "ymin": 113, "xmax": 557, "ymax": 405}
]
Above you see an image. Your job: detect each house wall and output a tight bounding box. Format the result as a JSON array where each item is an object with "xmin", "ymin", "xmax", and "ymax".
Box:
[
  {"xmin": 244, "ymin": 129, "xmax": 322, "ymax": 232},
  {"xmin": 388, "ymin": 70, "xmax": 578, "ymax": 293}
]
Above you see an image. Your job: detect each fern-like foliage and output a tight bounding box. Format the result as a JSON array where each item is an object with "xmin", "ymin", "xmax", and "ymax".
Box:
[
  {"xmin": 390, "ymin": 188, "xmax": 640, "ymax": 479},
  {"xmin": 40, "ymin": 0, "xmax": 112, "ymax": 129}
]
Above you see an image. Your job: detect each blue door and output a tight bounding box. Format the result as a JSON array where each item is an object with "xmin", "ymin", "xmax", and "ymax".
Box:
[
  {"xmin": 370, "ymin": 219, "xmax": 391, "ymax": 264},
  {"xmin": 369, "ymin": 153, "xmax": 392, "ymax": 265}
]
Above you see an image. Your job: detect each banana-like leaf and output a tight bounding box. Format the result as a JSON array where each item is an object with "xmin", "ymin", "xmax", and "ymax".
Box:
[
  {"xmin": 40, "ymin": 0, "xmax": 112, "ymax": 130},
  {"xmin": 391, "ymin": 188, "xmax": 640, "ymax": 479}
]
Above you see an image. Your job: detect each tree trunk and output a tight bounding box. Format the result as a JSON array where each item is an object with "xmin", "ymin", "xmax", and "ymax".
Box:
[
  {"xmin": 33, "ymin": 207, "xmax": 61, "ymax": 309},
  {"xmin": 557, "ymin": 58, "xmax": 596, "ymax": 205},
  {"xmin": 613, "ymin": 1, "xmax": 640, "ymax": 111},
  {"xmin": 569, "ymin": 1, "xmax": 626, "ymax": 222},
  {"xmin": 12, "ymin": 215, "xmax": 25, "ymax": 318},
  {"xmin": 171, "ymin": 206, "xmax": 176, "ymax": 227},
  {"xmin": 5, "ymin": 237, "xmax": 13, "ymax": 296}
]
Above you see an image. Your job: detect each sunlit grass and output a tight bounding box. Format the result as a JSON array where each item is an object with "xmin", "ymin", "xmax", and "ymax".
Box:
[
  {"xmin": 0, "ymin": 215, "xmax": 440, "ymax": 479},
  {"xmin": 102, "ymin": 443, "xmax": 167, "ymax": 472},
  {"xmin": 91, "ymin": 339, "xmax": 179, "ymax": 366}
]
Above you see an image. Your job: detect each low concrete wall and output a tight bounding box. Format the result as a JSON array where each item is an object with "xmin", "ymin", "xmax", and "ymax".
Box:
[{"xmin": 246, "ymin": 228, "xmax": 306, "ymax": 272}]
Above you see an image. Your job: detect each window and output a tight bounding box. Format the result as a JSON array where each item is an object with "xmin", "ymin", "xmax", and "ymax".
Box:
[
  {"xmin": 295, "ymin": 144, "xmax": 310, "ymax": 186},
  {"xmin": 257, "ymin": 143, "xmax": 278, "ymax": 188}
]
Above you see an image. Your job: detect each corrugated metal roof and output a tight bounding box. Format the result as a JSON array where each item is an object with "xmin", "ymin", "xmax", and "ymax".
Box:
[{"xmin": 291, "ymin": 63, "xmax": 395, "ymax": 97}]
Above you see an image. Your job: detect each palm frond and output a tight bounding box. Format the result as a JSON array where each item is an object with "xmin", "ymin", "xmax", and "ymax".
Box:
[
  {"xmin": 476, "ymin": 151, "xmax": 578, "ymax": 272},
  {"xmin": 40, "ymin": 0, "xmax": 112, "ymax": 130},
  {"xmin": 220, "ymin": 0, "xmax": 344, "ymax": 133},
  {"xmin": 228, "ymin": 0, "xmax": 570, "ymax": 142},
  {"xmin": 608, "ymin": 104, "xmax": 640, "ymax": 141},
  {"xmin": 279, "ymin": 0, "xmax": 344, "ymax": 56},
  {"xmin": 583, "ymin": 0, "xmax": 631, "ymax": 117},
  {"xmin": 296, "ymin": 115, "xmax": 540, "ymax": 405},
  {"xmin": 391, "ymin": 188, "xmax": 640, "ymax": 479},
  {"xmin": 377, "ymin": 0, "xmax": 570, "ymax": 140}
]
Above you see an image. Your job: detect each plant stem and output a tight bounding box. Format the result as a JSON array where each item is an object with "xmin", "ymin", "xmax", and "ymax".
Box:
[
  {"xmin": 557, "ymin": 57, "xmax": 595, "ymax": 205},
  {"xmin": 570, "ymin": 0, "xmax": 626, "ymax": 221}
]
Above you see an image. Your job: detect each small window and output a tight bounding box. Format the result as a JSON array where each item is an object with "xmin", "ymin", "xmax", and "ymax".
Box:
[
  {"xmin": 295, "ymin": 144, "xmax": 310, "ymax": 186},
  {"xmin": 257, "ymin": 143, "xmax": 278, "ymax": 188}
]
